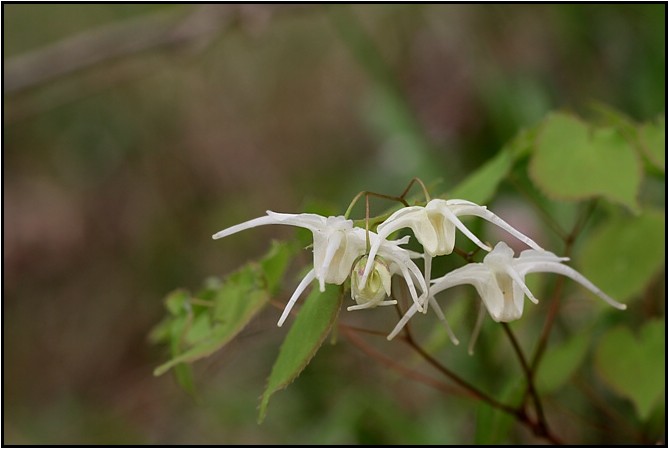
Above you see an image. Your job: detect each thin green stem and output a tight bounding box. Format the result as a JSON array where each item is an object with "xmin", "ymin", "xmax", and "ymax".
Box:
[
  {"xmin": 399, "ymin": 177, "xmax": 431, "ymax": 202},
  {"xmin": 344, "ymin": 190, "xmax": 366, "ymax": 219},
  {"xmin": 344, "ymin": 190, "xmax": 409, "ymax": 220}
]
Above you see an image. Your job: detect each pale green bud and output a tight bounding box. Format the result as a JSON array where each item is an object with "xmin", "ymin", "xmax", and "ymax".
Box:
[{"xmin": 351, "ymin": 255, "xmax": 392, "ymax": 307}]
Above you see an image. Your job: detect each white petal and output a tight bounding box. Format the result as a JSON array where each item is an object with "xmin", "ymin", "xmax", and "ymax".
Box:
[
  {"xmin": 377, "ymin": 205, "xmax": 425, "ymax": 228},
  {"xmin": 398, "ymin": 263, "xmax": 424, "ymax": 312},
  {"xmin": 468, "ymin": 304, "xmax": 487, "ymax": 355},
  {"xmin": 437, "ymin": 204, "xmax": 492, "ymax": 252},
  {"xmin": 387, "ymin": 302, "xmax": 420, "ymax": 340},
  {"xmin": 517, "ymin": 248, "xmax": 569, "ymax": 264},
  {"xmin": 347, "ymin": 299, "xmax": 397, "ymax": 311},
  {"xmin": 318, "ymin": 231, "xmax": 343, "ymax": 291},
  {"xmin": 266, "ymin": 211, "xmax": 329, "ymax": 231},
  {"xmin": 423, "ymin": 253, "xmax": 433, "ymax": 313},
  {"xmin": 212, "ymin": 215, "xmax": 279, "ymax": 239},
  {"xmin": 428, "ymin": 296, "xmax": 459, "ymax": 345},
  {"xmin": 362, "ymin": 211, "xmax": 424, "ymax": 284},
  {"xmin": 505, "ymin": 267, "xmax": 539, "ymax": 304},
  {"xmin": 277, "ymin": 268, "xmax": 316, "ymax": 327},
  {"xmin": 521, "ymin": 261, "xmax": 626, "ymax": 310},
  {"xmin": 453, "ymin": 204, "xmax": 543, "ymax": 251},
  {"xmin": 430, "ymin": 263, "xmax": 489, "ymax": 295}
]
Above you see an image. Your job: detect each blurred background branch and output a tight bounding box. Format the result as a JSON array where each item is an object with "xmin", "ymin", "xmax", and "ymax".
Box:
[{"xmin": 4, "ymin": 4, "xmax": 306, "ymax": 95}]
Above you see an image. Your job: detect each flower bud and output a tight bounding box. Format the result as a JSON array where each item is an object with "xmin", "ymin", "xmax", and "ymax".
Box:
[{"xmin": 351, "ymin": 255, "xmax": 392, "ymax": 307}]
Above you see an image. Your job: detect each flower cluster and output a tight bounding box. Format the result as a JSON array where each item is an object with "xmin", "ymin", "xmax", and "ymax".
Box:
[{"xmin": 213, "ymin": 198, "xmax": 626, "ymax": 345}]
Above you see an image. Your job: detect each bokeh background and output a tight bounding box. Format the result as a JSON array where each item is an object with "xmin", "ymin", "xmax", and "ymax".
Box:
[{"xmin": 3, "ymin": 4, "xmax": 665, "ymax": 444}]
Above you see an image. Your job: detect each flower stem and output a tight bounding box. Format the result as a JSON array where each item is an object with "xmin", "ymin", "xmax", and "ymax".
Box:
[
  {"xmin": 399, "ymin": 177, "xmax": 431, "ymax": 203},
  {"xmin": 501, "ymin": 323, "xmax": 559, "ymax": 443},
  {"xmin": 529, "ymin": 200, "xmax": 597, "ymax": 372}
]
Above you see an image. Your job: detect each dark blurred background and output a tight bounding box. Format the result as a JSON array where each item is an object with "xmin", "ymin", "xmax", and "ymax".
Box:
[{"xmin": 3, "ymin": 4, "xmax": 665, "ymax": 444}]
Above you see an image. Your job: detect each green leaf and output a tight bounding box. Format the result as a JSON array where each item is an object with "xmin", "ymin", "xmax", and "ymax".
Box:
[
  {"xmin": 638, "ymin": 116, "xmax": 665, "ymax": 172},
  {"xmin": 153, "ymin": 264, "xmax": 268, "ymax": 376},
  {"xmin": 169, "ymin": 316, "xmax": 196, "ymax": 396},
  {"xmin": 260, "ymin": 240, "xmax": 294, "ymax": 296},
  {"xmin": 530, "ymin": 112, "xmax": 642, "ymax": 211},
  {"xmin": 535, "ymin": 334, "xmax": 589, "ymax": 394},
  {"xmin": 595, "ymin": 321, "xmax": 665, "ymax": 420},
  {"xmin": 165, "ymin": 289, "xmax": 189, "ymax": 316},
  {"xmin": 258, "ymin": 284, "xmax": 343, "ymax": 423},
  {"xmin": 449, "ymin": 148, "xmax": 513, "ymax": 205},
  {"xmin": 475, "ymin": 381, "xmax": 523, "ymax": 444},
  {"xmin": 579, "ymin": 209, "xmax": 665, "ymax": 302}
]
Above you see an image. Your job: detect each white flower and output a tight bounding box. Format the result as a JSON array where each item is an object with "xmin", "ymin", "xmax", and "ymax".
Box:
[
  {"xmin": 388, "ymin": 241, "xmax": 626, "ymax": 345},
  {"xmin": 213, "ymin": 211, "xmax": 428, "ymax": 326},
  {"xmin": 213, "ymin": 212, "xmax": 358, "ymax": 290},
  {"xmin": 361, "ymin": 199, "xmax": 545, "ymax": 308}
]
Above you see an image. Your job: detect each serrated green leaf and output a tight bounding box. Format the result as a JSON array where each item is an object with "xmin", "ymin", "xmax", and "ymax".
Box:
[
  {"xmin": 154, "ymin": 264, "xmax": 268, "ymax": 376},
  {"xmin": 260, "ymin": 240, "xmax": 294, "ymax": 296},
  {"xmin": 579, "ymin": 209, "xmax": 665, "ymax": 302},
  {"xmin": 535, "ymin": 334, "xmax": 589, "ymax": 394},
  {"xmin": 638, "ymin": 116, "xmax": 665, "ymax": 171},
  {"xmin": 530, "ymin": 112, "xmax": 641, "ymax": 211},
  {"xmin": 258, "ymin": 284, "xmax": 343, "ymax": 423},
  {"xmin": 595, "ymin": 321, "xmax": 665, "ymax": 420},
  {"xmin": 449, "ymin": 148, "xmax": 513, "ymax": 205}
]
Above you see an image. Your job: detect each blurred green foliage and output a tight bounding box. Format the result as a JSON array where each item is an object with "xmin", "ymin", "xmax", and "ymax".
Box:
[{"xmin": 4, "ymin": 3, "xmax": 665, "ymax": 445}]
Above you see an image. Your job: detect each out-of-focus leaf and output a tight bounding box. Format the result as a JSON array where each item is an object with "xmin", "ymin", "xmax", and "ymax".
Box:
[
  {"xmin": 260, "ymin": 240, "xmax": 293, "ymax": 296},
  {"xmin": 165, "ymin": 289, "xmax": 189, "ymax": 316},
  {"xmin": 530, "ymin": 112, "xmax": 641, "ymax": 212},
  {"xmin": 535, "ymin": 334, "xmax": 589, "ymax": 394},
  {"xmin": 475, "ymin": 381, "xmax": 523, "ymax": 444},
  {"xmin": 448, "ymin": 148, "xmax": 513, "ymax": 205},
  {"xmin": 595, "ymin": 321, "xmax": 665, "ymax": 420},
  {"xmin": 169, "ymin": 316, "xmax": 196, "ymax": 396},
  {"xmin": 579, "ymin": 209, "xmax": 665, "ymax": 302},
  {"xmin": 184, "ymin": 314, "xmax": 212, "ymax": 346},
  {"xmin": 154, "ymin": 264, "xmax": 267, "ymax": 376},
  {"xmin": 638, "ymin": 116, "xmax": 665, "ymax": 172},
  {"xmin": 258, "ymin": 284, "xmax": 343, "ymax": 423}
]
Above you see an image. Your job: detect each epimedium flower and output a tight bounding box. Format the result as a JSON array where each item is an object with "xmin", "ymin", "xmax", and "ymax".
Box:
[
  {"xmin": 387, "ymin": 241, "xmax": 626, "ymax": 348},
  {"xmin": 360, "ymin": 198, "xmax": 545, "ymax": 308},
  {"xmin": 349, "ymin": 244, "xmax": 460, "ymax": 345},
  {"xmin": 212, "ymin": 211, "xmax": 428, "ymax": 326},
  {"xmin": 213, "ymin": 212, "xmax": 358, "ymax": 290}
]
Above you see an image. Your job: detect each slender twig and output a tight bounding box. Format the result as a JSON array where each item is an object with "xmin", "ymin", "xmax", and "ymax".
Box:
[
  {"xmin": 402, "ymin": 330, "xmax": 520, "ymax": 416},
  {"xmin": 5, "ymin": 5, "xmax": 229, "ymax": 95},
  {"xmin": 341, "ymin": 326, "xmax": 468, "ymax": 399},
  {"xmin": 399, "ymin": 177, "xmax": 431, "ymax": 203},
  {"xmin": 392, "ymin": 292, "xmax": 520, "ymax": 416},
  {"xmin": 344, "ymin": 190, "xmax": 408, "ymax": 219},
  {"xmin": 338, "ymin": 323, "xmax": 391, "ymax": 339},
  {"xmin": 501, "ymin": 323, "xmax": 557, "ymax": 443},
  {"xmin": 529, "ymin": 201, "xmax": 597, "ymax": 373},
  {"xmin": 4, "ymin": 5, "xmax": 308, "ymax": 95},
  {"xmin": 453, "ymin": 246, "xmax": 480, "ymax": 263}
]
